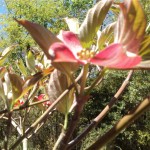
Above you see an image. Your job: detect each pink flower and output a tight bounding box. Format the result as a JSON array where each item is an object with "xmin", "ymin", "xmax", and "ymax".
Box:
[
  {"xmin": 49, "ymin": 31, "xmax": 141, "ymax": 69},
  {"xmin": 14, "ymin": 99, "xmax": 24, "ymax": 107},
  {"xmin": 38, "ymin": 94, "xmax": 51, "ymax": 107}
]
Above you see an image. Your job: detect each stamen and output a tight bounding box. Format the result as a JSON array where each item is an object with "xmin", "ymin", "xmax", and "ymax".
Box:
[{"xmin": 77, "ymin": 49, "xmax": 96, "ymax": 60}]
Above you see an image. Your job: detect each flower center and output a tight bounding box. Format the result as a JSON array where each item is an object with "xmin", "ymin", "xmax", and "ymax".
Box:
[{"xmin": 77, "ymin": 49, "xmax": 95, "ymax": 60}]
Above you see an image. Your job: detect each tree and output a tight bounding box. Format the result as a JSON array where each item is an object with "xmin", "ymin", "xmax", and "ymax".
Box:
[{"xmin": 0, "ymin": 0, "xmax": 69, "ymax": 49}]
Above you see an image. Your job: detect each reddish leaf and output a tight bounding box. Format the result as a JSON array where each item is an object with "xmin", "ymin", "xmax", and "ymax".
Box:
[
  {"xmin": 48, "ymin": 69, "xmax": 74, "ymax": 114},
  {"xmin": 9, "ymin": 73, "xmax": 23, "ymax": 101},
  {"xmin": 16, "ymin": 19, "xmax": 60, "ymax": 58}
]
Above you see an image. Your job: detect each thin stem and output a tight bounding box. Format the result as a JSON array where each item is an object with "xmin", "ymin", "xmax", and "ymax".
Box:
[
  {"xmin": 80, "ymin": 64, "xmax": 89, "ymax": 96},
  {"xmin": 55, "ymin": 96, "xmax": 88, "ymax": 150},
  {"xmin": 0, "ymin": 99, "xmax": 58, "ymax": 115},
  {"xmin": 0, "ymin": 99, "xmax": 51, "ymax": 115},
  {"xmin": 53, "ymin": 113, "xmax": 68, "ymax": 150},
  {"xmin": 87, "ymin": 96, "xmax": 150, "ymax": 150},
  {"xmin": 68, "ymin": 70, "xmax": 133, "ymax": 149},
  {"xmin": 64, "ymin": 113, "xmax": 68, "ymax": 130},
  {"xmin": 22, "ymin": 138, "xmax": 28, "ymax": 150}
]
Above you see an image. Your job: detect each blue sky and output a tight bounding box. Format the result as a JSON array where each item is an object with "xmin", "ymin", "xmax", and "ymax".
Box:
[
  {"xmin": 0, "ymin": 0, "xmax": 7, "ymax": 31},
  {"xmin": 0, "ymin": 0, "xmax": 7, "ymax": 14}
]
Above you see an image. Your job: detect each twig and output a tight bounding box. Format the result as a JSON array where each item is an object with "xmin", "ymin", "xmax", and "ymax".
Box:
[{"xmin": 0, "ymin": 99, "xmax": 51, "ymax": 115}]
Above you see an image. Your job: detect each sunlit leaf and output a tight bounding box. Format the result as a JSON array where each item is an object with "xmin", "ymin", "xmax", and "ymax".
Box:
[
  {"xmin": 25, "ymin": 50, "xmax": 36, "ymax": 72},
  {"xmin": 16, "ymin": 59, "xmax": 28, "ymax": 77},
  {"xmin": 0, "ymin": 45, "xmax": 16, "ymax": 66},
  {"xmin": 15, "ymin": 19, "xmax": 60, "ymax": 58},
  {"xmin": 136, "ymin": 60, "xmax": 150, "ymax": 69},
  {"xmin": 0, "ymin": 79, "xmax": 5, "ymax": 101},
  {"xmin": 42, "ymin": 67, "xmax": 54, "ymax": 76},
  {"xmin": 64, "ymin": 17, "xmax": 79, "ymax": 34},
  {"xmin": 139, "ymin": 35, "xmax": 150, "ymax": 60},
  {"xmin": 115, "ymin": 0, "xmax": 146, "ymax": 53},
  {"xmin": 23, "ymin": 73, "xmax": 43, "ymax": 95},
  {"xmin": 110, "ymin": 3, "xmax": 120, "ymax": 15},
  {"xmin": 48, "ymin": 69, "xmax": 74, "ymax": 114},
  {"xmin": 23, "ymin": 67, "xmax": 54, "ymax": 93},
  {"xmin": 79, "ymin": 0, "xmax": 113, "ymax": 48},
  {"xmin": 97, "ymin": 22, "xmax": 115, "ymax": 50}
]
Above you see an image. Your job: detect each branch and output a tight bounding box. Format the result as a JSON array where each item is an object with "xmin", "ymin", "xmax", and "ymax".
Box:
[
  {"xmin": 68, "ymin": 70, "xmax": 133, "ymax": 149},
  {"xmin": 0, "ymin": 99, "xmax": 51, "ymax": 115},
  {"xmin": 87, "ymin": 96, "xmax": 150, "ymax": 150}
]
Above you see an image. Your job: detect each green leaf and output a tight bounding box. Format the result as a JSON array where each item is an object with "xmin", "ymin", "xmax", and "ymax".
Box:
[
  {"xmin": 136, "ymin": 60, "xmax": 150, "ymax": 69},
  {"xmin": 16, "ymin": 59, "xmax": 28, "ymax": 77},
  {"xmin": 79, "ymin": 0, "xmax": 113, "ymax": 48},
  {"xmin": 65, "ymin": 17, "xmax": 79, "ymax": 34},
  {"xmin": 115, "ymin": 0, "xmax": 147, "ymax": 52},
  {"xmin": 139, "ymin": 35, "xmax": 150, "ymax": 60},
  {"xmin": 9, "ymin": 73, "xmax": 23, "ymax": 101},
  {"xmin": 48, "ymin": 69, "xmax": 74, "ymax": 114},
  {"xmin": 0, "ymin": 79, "xmax": 5, "ymax": 101},
  {"xmin": 110, "ymin": 3, "xmax": 120, "ymax": 16},
  {"xmin": 15, "ymin": 19, "xmax": 60, "ymax": 58},
  {"xmin": 0, "ymin": 45, "xmax": 16, "ymax": 66},
  {"xmin": 25, "ymin": 50, "xmax": 36, "ymax": 72},
  {"xmin": 97, "ymin": 22, "xmax": 115, "ymax": 50}
]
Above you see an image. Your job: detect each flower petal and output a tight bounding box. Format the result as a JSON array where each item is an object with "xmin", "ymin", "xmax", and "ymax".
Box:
[
  {"xmin": 90, "ymin": 44, "xmax": 141, "ymax": 68},
  {"xmin": 49, "ymin": 42, "xmax": 78, "ymax": 63},
  {"xmin": 58, "ymin": 31, "xmax": 82, "ymax": 55}
]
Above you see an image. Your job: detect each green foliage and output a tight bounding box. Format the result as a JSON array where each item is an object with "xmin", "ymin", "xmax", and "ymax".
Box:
[
  {"xmin": 0, "ymin": 0, "xmax": 69, "ymax": 56},
  {"xmin": 80, "ymin": 70, "xmax": 150, "ymax": 150}
]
